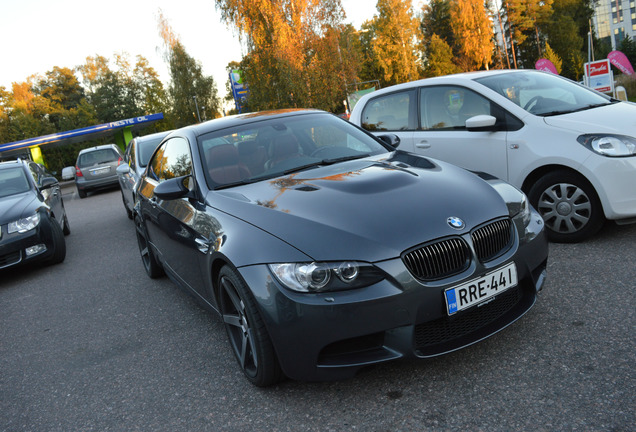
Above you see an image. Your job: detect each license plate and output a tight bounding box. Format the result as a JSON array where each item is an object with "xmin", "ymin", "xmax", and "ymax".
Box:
[
  {"xmin": 91, "ymin": 167, "xmax": 109, "ymax": 175},
  {"xmin": 444, "ymin": 262, "xmax": 518, "ymax": 315}
]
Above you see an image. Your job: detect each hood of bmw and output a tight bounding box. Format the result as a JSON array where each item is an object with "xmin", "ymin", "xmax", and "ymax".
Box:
[{"xmin": 212, "ymin": 152, "xmax": 510, "ymax": 262}]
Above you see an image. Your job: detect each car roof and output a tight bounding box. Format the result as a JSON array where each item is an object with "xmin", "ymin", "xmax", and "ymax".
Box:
[
  {"xmin": 0, "ymin": 159, "xmax": 27, "ymax": 170},
  {"xmin": 78, "ymin": 144, "xmax": 120, "ymax": 155},
  {"xmin": 134, "ymin": 130, "xmax": 171, "ymax": 143},
  {"xmin": 364, "ymin": 69, "xmax": 548, "ymax": 94}
]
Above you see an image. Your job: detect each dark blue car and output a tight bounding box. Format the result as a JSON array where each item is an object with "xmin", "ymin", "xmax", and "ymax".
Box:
[{"xmin": 134, "ymin": 109, "xmax": 548, "ymax": 386}]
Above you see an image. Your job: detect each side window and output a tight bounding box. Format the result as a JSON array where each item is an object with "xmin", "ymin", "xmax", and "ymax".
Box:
[
  {"xmin": 28, "ymin": 163, "xmax": 40, "ymax": 185},
  {"xmin": 147, "ymin": 142, "xmax": 165, "ymax": 181},
  {"xmin": 361, "ymin": 90, "xmax": 416, "ymax": 131},
  {"xmin": 420, "ymin": 86, "xmax": 492, "ymax": 130},
  {"xmin": 158, "ymin": 137, "xmax": 193, "ymax": 181},
  {"xmin": 127, "ymin": 140, "xmax": 136, "ymax": 170}
]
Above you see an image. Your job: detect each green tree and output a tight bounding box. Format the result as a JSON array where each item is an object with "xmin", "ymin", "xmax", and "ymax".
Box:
[
  {"xmin": 543, "ymin": 42, "xmax": 563, "ymax": 74},
  {"xmin": 371, "ymin": 0, "xmax": 421, "ymax": 85},
  {"xmin": 158, "ymin": 12, "xmax": 220, "ymax": 124},
  {"xmin": 420, "ymin": 0, "xmax": 455, "ymax": 56},
  {"xmin": 543, "ymin": 0, "xmax": 594, "ymax": 80},
  {"xmin": 618, "ymin": 37, "xmax": 636, "ymax": 71},
  {"xmin": 425, "ymin": 34, "xmax": 461, "ymax": 77},
  {"xmin": 168, "ymin": 42, "xmax": 220, "ymax": 127}
]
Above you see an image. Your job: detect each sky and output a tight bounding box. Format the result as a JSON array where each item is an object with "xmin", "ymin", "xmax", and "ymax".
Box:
[{"xmin": 0, "ymin": 0, "xmax": 420, "ymax": 99}]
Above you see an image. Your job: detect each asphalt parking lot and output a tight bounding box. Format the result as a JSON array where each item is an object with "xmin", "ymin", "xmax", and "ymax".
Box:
[{"xmin": 1, "ymin": 187, "xmax": 634, "ymax": 431}]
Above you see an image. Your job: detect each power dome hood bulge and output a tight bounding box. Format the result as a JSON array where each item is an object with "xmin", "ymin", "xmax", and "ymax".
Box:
[
  {"xmin": 542, "ymin": 102, "xmax": 636, "ymax": 135},
  {"xmin": 212, "ymin": 154, "xmax": 510, "ymax": 262}
]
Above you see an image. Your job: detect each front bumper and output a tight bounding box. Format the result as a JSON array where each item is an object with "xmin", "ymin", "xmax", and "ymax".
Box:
[
  {"xmin": 0, "ymin": 217, "xmax": 56, "ymax": 269},
  {"xmin": 583, "ymin": 155, "xmax": 636, "ymax": 221},
  {"xmin": 238, "ymin": 211, "xmax": 548, "ymax": 382}
]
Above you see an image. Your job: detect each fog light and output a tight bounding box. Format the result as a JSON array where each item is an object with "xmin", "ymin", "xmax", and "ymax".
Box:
[{"xmin": 25, "ymin": 244, "xmax": 47, "ymax": 256}]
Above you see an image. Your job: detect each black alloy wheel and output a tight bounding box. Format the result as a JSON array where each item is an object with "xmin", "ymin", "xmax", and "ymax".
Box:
[
  {"xmin": 528, "ymin": 170, "xmax": 604, "ymax": 243},
  {"xmin": 135, "ymin": 217, "xmax": 164, "ymax": 278},
  {"xmin": 218, "ymin": 266, "xmax": 282, "ymax": 387}
]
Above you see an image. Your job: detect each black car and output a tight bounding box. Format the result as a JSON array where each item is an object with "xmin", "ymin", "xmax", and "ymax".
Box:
[
  {"xmin": 0, "ymin": 159, "xmax": 70, "ymax": 269},
  {"xmin": 134, "ymin": 109, "xmax": 548, "ymax": 386}
]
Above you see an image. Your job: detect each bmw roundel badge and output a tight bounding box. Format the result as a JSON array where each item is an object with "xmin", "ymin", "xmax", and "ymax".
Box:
[{"xmin": 447, "ymin": 216, "xmax": 465, "ymax": 230}]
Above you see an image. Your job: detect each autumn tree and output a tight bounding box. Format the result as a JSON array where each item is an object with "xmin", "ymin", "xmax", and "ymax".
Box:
[
  {"xmin": 215, "ymin": 0, "xmax": 350, "ymax": 111},
  {"xmin": 371, "ymin": 0, "xmax": 421, "ymax": 85},
  {"xmin": 502, "ymin": 0, "xmax": 553, "ymax": 67},
  {"xmin": 450, "ymin": 0, "xmax": 494, "ymax": 71}
]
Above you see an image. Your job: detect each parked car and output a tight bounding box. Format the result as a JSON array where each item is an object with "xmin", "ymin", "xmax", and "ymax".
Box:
[
  {"xmin": 133, "ymin": 109, "xmax": 548, "ymax": 386},
  {"xmin": 350, "ymin": 69, "xmax": 636, "ymax": 242},
  {"xmin": 0, "ymin": 159, "xmax": 70, "ymax": 269},
  {"xmin": 117, "ymin": 131, "xmax": 171, "ymax": 219},
  {"xmin": 74, "ymin": 144, "xmax": 124, "ymax": 198}
]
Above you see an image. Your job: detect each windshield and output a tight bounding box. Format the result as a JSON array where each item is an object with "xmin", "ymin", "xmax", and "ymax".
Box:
[
  {"xmin": 0, "ymin": 167, "xmax": 31, "ymax": 198},
  {"xmin": 475, "ymin": 71, "xmax": 613, "ymax": 116},
  {"xmin": 197, "ymin": 113, "xmax": 389, "ymax": 189},
  {"xmin": 78, "ymin": 148, "xmax": 120, "ymax": 167}
]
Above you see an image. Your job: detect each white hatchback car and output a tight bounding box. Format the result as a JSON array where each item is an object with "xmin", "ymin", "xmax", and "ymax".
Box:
[{"xmin": 350, "ymin": 69, "xmax": 636, "ymax": 242}]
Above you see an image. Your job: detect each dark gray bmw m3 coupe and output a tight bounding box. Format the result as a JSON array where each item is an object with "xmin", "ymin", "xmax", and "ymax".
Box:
[{"xmin": 133, "ymin": 109, "xmax": 548, "ymax": 386}]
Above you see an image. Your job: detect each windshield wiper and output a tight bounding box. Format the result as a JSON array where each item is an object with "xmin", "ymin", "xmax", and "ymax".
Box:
[
  {"xmin": 282, "ymin": 154, "xmax": 370, "ymax": 175},
  {"xmin": 213, "ymin": 177, "xmax": 263, "ymax": 190},
  {"xmin": 542, "ymin": 103, "xmax": 611, "ymax": 117},
  {"xmin": 321, "ymin": 154, "xmax": 370, "ymax": 165}
]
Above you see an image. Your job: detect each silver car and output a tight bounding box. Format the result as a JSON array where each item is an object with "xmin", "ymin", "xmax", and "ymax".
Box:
[
  {"xmin": 74, "ymin": 144, "xmax": 124, "ymax": 199},
  {"xmin": 116, "ymin": 131, "xmax": 170, "ymax": 219}
]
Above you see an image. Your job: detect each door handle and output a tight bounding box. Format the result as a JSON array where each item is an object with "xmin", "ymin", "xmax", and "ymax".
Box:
[
  {"xmin": 415, "ymin": 140, "xmax": 431, "ymax": 149},
  {"xmin": 149, "ymin": 197, "xmax": 158, "ymax": 207}
]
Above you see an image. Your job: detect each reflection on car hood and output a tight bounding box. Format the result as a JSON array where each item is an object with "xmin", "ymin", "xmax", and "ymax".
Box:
[
  {"xmin": 543, "ymin": 102, "xmax": 636, "ymax": 134},
  {"xmin": 0, "ymin": 191, "xmax": 38, "ymax": 225},
  {"xmin": 211, "ymin": 153, "xmax": 509, "ymax": 262}
]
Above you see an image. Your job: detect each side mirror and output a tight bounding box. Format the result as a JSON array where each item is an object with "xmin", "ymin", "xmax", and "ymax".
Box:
[
  {"xmin": 61, "ymin": 166, "xmax": 76, "ymax": 180},
  {"xmin": 377, "ymin": 134, "xmax": 401, "ymax": 148},
  {"xmin": 154, "ymin": 176, "xmax": 191, "ymax": 200},
  {"xmin": 116, "ymin": 164, "xmax": 130, "ymax": 174},
  {"xmin": 466, "ymin": 115, "xmax": 497, "ymax": 131},
  {"xmin": 40, "ymin": 176, "xmax": 58, "ymax": 190}
]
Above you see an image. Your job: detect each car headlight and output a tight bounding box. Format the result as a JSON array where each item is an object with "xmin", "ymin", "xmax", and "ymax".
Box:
[
  {"xmin": 8, "ymin": 213, "xmax": 41, "ymax": 233},
  {"xmin": 577, "ymin": 134, "xmax": 636, "ymax": 157},
  {"xmin": 269, "ymin": 261, "xmax": 384, "ymax": 293}
]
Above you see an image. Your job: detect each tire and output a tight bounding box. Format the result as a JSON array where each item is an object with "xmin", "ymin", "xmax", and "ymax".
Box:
[
  {"xmin": 121, "ymin": 190, "xmax": 133, "ymax": 219},
  {"xmin": 48, "ymin": 219, "xmax": 66, "ymax": 264},
  {"xmin": 77, "ymin": 187, "xmax": 87, "ymax": 199},
  {"xmin": 135, "ymin": 216, "xmax": 164, "ymax": 278},
  {"xmin": 528, "ymin": 170, "xmax": 604, "ymax": 243},
  {"xmin": 218, "ymin": 265, "xmax": 283, "ymax": 387}
]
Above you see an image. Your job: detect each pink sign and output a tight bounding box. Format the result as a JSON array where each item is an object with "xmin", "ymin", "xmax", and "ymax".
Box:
[
  {"xmin": 608, "ymin": 50, "xmax": 634, "ymax": 75},
  {"xmin": 535, "ymin": 59, "xmax": 558, "ymax": 74}
]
